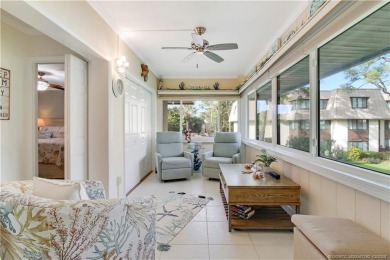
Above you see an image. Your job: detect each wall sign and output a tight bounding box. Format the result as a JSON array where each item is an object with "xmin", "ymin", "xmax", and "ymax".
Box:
[{"xmin": 0, "ymin": 68, "xmax": 10, "ymax": 120}]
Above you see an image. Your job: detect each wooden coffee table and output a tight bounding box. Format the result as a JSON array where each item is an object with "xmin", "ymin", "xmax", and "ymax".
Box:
[{"xmin": 219, "ymin": 164, "xmax": 300, "ymax": 231}]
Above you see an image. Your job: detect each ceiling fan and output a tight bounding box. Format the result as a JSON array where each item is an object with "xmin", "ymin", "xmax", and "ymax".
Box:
[
  {"xmin": 162, "ymin": 26, "xmax": 238, "ymax": 63},
  {"xmin": 37, "ymin": 71, "xmax": 64, "ymax": 91}
]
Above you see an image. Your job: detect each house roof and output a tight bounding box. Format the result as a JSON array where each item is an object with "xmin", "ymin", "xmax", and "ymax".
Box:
[{"xmin": 321, "ymin": 89, "xmax": 390, "ymax": 120}]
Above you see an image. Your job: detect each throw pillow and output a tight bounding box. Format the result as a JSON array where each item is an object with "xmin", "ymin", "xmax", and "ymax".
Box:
[
  {"xmin": 33, "ymin": 177, "xmax": 82, "ymax": 200},
  {"xmin": 79, "ymin": 180, "xmax": 106, "ymax": 200}
]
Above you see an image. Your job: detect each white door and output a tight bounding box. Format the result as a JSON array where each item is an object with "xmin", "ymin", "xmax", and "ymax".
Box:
[
  {"xmin": 65, "ymin": 54, "xmax": 88, "ymax": 180},
  {"xmin": 124, "ymin": 79, "xmax": 152, "ymax": 192}
]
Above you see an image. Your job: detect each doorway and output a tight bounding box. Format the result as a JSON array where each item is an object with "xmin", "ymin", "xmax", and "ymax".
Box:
[
  {"xmin": 36, "ymin": 63, "xmax": 65, "ymax": 179},
  {"xmin": 35, "ymin": 54, "xmax": 88, "ymax": 181}
]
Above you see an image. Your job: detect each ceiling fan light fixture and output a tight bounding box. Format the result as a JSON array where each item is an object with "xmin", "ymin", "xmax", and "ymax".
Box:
[{"xmin": 37, "ymin": 72, "xmax": 49, "ymax": 91}]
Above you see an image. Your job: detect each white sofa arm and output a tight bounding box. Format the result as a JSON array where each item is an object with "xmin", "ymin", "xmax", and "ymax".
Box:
[
  {"xmin": 202, "ymin": 151, "xmax": 214, "ymax": 160},
  {"xmin": 155, "ymin": 152, "xmax": 163, "ymax": 177},
  {"xmin": 232, "ymin": 153, "xmax": 240, "ymax": 164}
]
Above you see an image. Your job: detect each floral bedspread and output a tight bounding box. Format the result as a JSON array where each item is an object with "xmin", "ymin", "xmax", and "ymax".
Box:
[{"xmin": 38, "ymin": 138, "xmax": 64, "ymax": 168}]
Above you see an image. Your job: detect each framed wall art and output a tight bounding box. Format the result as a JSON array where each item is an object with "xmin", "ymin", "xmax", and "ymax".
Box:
[{"xmin": 0, "ymin": 67, "xmax": 10, "ymax": 120}]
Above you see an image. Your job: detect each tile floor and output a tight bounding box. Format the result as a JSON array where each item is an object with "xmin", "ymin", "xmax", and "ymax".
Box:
[{"xmin": 129, "ymin": 171, "xmax": 294, "ymax": 260}]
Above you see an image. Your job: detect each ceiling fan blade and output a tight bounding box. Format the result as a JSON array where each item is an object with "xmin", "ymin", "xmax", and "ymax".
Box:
[
  {"xmin": 191, "ymin": 33, "xmax": 204, "ymax": 46},
  {"xmin": 181, "ymin": 52, "xmax": 197, "ymax": 63},
  {"xmin": 162, "ymin": 47, "xmax": 193, "ymax": 50},
  {"xmin": 203, "ymin": 51, "xmax": 224, "ymax": 63},
  {"xmin": 49, "ymin": 84, "xmax": 64, "ymax": 91},
  {"xmin": 206, "ymin": 43, "xmax": 238, "ymax": 51}
]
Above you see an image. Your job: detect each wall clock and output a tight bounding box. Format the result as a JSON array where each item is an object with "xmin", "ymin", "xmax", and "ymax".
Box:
[{"xmin": 112, "ymin": 76, "xmax": 124, "ymax": 98}]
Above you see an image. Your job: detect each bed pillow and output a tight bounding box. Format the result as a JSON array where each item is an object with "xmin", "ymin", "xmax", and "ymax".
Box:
[
  {"xmin": 33, "ymin": 177, "xmax": 82, "ymax": 200},
  {"xmin": 38, "ymin": 132, "xmax": 52, "ymax": 139},
  {"xmin": 51, "ymin": 126, "xmax": 65, "ymax": 138}
]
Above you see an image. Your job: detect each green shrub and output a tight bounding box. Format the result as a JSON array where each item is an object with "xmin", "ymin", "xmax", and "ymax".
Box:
[
  {"xmin": 286, "ymin": 136, "xmax": 310, "ymax": 152},
  {"xmin": 347, "ymin": 146, "xmax": 361, "ymax": 162},
  {"xmin": 332, "ymin": 145, "xmax": 347, "ymax": 161},
  {"xmin": 360, "ymin": 157, "xmax": 380, "ymax": 164},
  {"xmin": 362, "ymin": 151, "xmax": 390, "ymax": 161}
]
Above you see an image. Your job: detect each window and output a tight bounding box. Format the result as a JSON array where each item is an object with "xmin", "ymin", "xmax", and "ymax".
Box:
[
  {"xmin": 292, "ymin": 99, "xmax": 310, "ymax": 110},
  {"xmin": 300, "ymin": 120, "xmax": 310, "ymax": 130},
  {"xmin": 387, "ymin": 120, "xmax": 390, "ymax": 130},
  {"xmin": 289, "ymin": 121, "xmax": 298, "ymax": 129},
  {"xmin": 248, "ymin": 92, "xmax": 256, "ymax": 139},
  {"xmin": 167, "ymin": 101, "xmax": 181, "ymax": 132},
  {"xmin": 318, "ymin": 3, "xmax": 389, "ymax": 174},
  {"xmin": 256, "ymin": 82, "xmax": 272, "ymax": 143},
  {"xmin": 351, "ymin": 97, "xmax": 368, "ymax": 108},
  {"xmin": 277, "ymin": 56, "xmax": 310, "ymax": 152},
  {"xmin": 165, "ymin": 99, "xmax": 237, "ymax": 139},
  {"xmin": 385, "ymin": 139, "xmax": 390, "ymax": 149},
  {"xmin": 320, "ymin": 99, "xmax": 328, "ymax": 109},
  {"xmin": 348, "ymin": 120, "xmax": 368, "ymax": 130},
  {"xmin": 348, "ymin": 141, "xmax": 368, "ymax": 151},
  {"xmin": 320, "ymin": 120, "xmax": 331, "ymax": 130},
  {"xmin": 387, "ymin": 101, "xmax": 390, "ymax": 109}
]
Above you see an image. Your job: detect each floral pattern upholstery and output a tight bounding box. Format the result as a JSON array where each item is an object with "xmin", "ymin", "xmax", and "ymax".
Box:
[{"xmin": 0, "ymin": 180, "xmax": 156, "ymax": 260}]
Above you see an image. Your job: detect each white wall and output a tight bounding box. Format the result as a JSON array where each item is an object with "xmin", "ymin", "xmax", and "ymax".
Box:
[
  {"xmin": 332, "ymin": 120, "xmax": 348, "ymax": 150},
  {"xmin": 0, "ymin": 22, "xmax": 29, "ymax": 182},
  {"xmin": 1, "ymin": 2, "xmax": 157, "ymax": 198},
  {"xmin": 38, "ymin": 90, "xmax": 64, "ymax": 119},
  {"xmin": 369, "ymin": 120, "xmax": 379, "ymax": 152},
  {"xmin": 0, "ymin": 22, "xmax": 77, "ymax": 183}
]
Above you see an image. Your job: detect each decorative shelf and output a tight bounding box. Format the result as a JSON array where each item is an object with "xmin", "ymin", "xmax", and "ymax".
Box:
[{"xmin": 157, "ymin": 90, "xmax": 239, "ymax": 96}]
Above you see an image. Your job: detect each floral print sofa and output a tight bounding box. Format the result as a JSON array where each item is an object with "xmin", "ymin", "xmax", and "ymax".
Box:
[{"xmin": 0, "ymin": 180, "xmax": 156, "ymax": 259}]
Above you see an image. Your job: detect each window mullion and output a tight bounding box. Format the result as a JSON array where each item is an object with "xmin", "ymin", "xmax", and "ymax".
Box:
[
  {"xmin": 272, "ymin": 77, "xmax": 278, "ymax": 146},
  {"xmin": 310, "ymin": 50, "xmax": 318, "ymax": 156}
]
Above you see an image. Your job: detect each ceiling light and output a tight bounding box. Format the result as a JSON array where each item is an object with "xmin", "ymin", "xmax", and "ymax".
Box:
[{"xmin": 37, "ymin": 72, "xmax": 49, "ymax": 91}]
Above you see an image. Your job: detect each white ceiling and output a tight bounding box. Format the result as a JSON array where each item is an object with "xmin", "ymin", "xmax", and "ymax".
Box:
[{"xmin": 89, "ymin": 1, "xmax": 307, "ymax": 79}]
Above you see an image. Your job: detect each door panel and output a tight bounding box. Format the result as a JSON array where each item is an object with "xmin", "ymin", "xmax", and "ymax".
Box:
[
  {"xmin": 124, "ymin": 79, "xmax": 152, "ymax": 192},
  {"xmin": 65, "ymin": 54, "xmax": 87, "ymax": 180}
]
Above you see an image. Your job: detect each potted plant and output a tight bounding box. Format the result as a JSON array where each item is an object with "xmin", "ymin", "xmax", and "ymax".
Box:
[{"xmin": 253, "ymin": 149, "xmax": 276, "ymax": 174}]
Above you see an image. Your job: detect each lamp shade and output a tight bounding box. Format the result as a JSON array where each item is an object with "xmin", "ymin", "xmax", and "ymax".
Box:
[{"xmin": 37, "ymin": 118, "xmax": 45, "ymax": 128}]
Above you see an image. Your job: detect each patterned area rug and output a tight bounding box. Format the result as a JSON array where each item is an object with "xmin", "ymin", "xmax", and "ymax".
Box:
[{"xmin": 156, "ymin": 191, "xmax": 213, "ymax": 251}]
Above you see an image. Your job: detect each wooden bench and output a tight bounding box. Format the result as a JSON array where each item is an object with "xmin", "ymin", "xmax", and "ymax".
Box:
[{"xmin": 292, "ymin": 215, "xmax": 390, "ymax": 260}]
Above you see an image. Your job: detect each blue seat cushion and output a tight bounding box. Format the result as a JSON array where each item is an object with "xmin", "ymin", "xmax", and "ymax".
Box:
[
  {"xmin": 203, "ymin": 157, "xmax": 233, "ymax": 169},
  {"xmin": 162, "ymin": 157, "xmax": 192, "ymax": 170}
]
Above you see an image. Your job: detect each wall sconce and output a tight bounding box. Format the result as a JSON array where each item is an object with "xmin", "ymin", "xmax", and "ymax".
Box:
[
  {"xmin": 115, "ymin": 56, "xmax": 129, "ymax": 74},
  {"xmin": 37, "ymin": 118, "xmax": 45, "ymax": 130}
]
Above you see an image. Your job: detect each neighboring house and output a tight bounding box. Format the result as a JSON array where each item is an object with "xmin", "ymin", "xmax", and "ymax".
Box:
[
  {"xmin": 241, "ymin": 89, "xmax": 390, "ymax": 152},
  {"xmin": 320, "ymin": 89, "xmax": 390, "ymax": 152}
]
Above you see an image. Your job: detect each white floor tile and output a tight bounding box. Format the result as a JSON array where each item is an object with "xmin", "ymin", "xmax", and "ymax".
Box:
[
  {"xmin": 254, "ymin": 245, "xmax": 293, "ymax": 259},
  {"xmin": 170, "ymin": 222, "xmax": 208, "ymax": 245},
  {"xmin": 131, "ymin": 173, "xmax": 294, "ymax": 260},
  {"xmin": 209, "ymin": 245, "xmax": 259, "ymax": 259},
  {"xmin": 160, "ymin": 245, "xmax": 209, "ymax": 259},
  {"xmin": 208, "ymin": 222, "xmax": 252, "ymax": 245},
  {"xmin": 192, "ymin": 208, "xmax": 207, "ymax": 222},
  {"xmin": 207, "ymin": 205, "xmax": 228, "ymax": 222},
  {"xmin": 249, "ymin": 230, "xmax": 293, "ymax": 246}
]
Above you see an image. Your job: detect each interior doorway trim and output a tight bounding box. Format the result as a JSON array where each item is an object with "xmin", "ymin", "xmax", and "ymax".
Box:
[{"xmin": 29, "ymin": 56, "xmax": 64, "ymax": 178}]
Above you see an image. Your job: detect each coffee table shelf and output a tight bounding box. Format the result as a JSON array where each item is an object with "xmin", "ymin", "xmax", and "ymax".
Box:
[{"xmin": 219, "ymin": 164, "xmax": 301, "ymax": 231}]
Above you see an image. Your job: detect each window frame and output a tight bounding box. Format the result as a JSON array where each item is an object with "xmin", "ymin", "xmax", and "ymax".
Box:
[
  {"xmin": 351, "ymin": 97, "xmax": 368, "ymax": 109},
  {"xmin": 348, "ymin": 119, "xmax": 368, "ymax": 130},
  {"xmin": 163, "ymin": 97, "xmax": 240, "ymax": 143},
  {"xmin": 241, "ymin": 2, "xmax": 389, "ymax": 203}
]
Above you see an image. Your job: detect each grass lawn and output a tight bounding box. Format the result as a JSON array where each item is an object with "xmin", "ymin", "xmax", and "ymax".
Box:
[{"xmin": 358, "ymin": 161, "xmax": 390, "ymax": 174}]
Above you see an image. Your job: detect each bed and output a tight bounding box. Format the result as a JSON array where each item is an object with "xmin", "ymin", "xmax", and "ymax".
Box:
[{"xmin": 38, "ymin": 126, "xmax": 65, "ymax": 179}]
